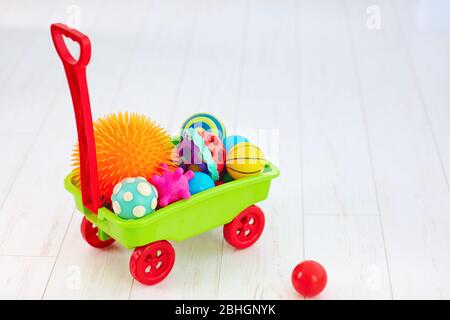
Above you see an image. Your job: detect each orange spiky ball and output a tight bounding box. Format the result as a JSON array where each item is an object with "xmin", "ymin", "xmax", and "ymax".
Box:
[{"xmin": 72, "ymin": 112, "xmax": 176, "ymax": 205}]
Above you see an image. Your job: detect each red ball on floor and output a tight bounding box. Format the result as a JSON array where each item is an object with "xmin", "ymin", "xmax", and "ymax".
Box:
[{"xmin": 291, "ymin": 260, "xmax": 327, "ymax": 298}]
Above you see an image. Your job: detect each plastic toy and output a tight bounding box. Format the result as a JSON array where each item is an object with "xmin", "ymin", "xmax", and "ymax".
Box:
[
  {"xmin": 201, "ymin": 131, "xmax": 225, "ymax": 174},
  {"xmin": 177, "ymin": 130, "xmax": 203, "ymax": 169},
  {"xmin": 291, "ymin": 261, "xmax": 327, "ymax": 298},
  {"xmin": 178, "ymin": 128, "xmax": 219, "ymax": 181},
  {"xmin": 150, "ymin": 164, "xmax": 194, "ymax": 207},
  {"xmin": 180, "ymin": 113, "xmax": 226, "ymax": 140},
  {"xmin": 188, "ymin": 172, "xmax": 215, "ymax": 195},
  {"xmin": 72, "ymin": 111, "xmax": 174, "ymax": 205},
  {"xmin": 111, "ymin": 177, "xmax": 158, "ymax": 220},
  {"xmin": 54, "ymin": 23, "xmax": 279, "ymax": 286},
  {"xmin": 179, "ymin": 130, "xmax": 225, "ymax": 176},
  {"xmin": 226, "ymin": 142, "xmax": 266, "ymax": 180},
  {"xmin": 223, "ymin": 135, "xmax": 249, "ymax": 153}
]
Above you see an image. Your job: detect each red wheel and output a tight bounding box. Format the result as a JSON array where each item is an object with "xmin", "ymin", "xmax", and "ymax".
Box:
[
  {"xmin": 80, "ymin": 217, "xmax": 115, "ymax": 248},
  {"xmin": 223, "ymin": 205, "xmax": 265, "ymax": 249},
  {"xmin": 130, "ymin": 240, "xmax": 175, "ymax": 285}
]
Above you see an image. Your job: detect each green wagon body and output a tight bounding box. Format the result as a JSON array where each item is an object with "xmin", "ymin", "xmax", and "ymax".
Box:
[{"xmin": 65, "ymin": 163, "xmax": 280, "ymax": 249}]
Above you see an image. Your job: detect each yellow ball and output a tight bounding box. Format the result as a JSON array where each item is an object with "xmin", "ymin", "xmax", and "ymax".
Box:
[{"xmin": 226, "ymin": 142, "xmax": 266, "ymax": 179}]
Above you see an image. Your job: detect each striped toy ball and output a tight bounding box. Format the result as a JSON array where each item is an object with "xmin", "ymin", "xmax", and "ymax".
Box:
[
  {"xmin": 226, "ymin": 142, "xmax": 266, "ymax": 180},
  {"xmin": 180, "ymin": 113, "xmax": 226, "ymax": 140}
]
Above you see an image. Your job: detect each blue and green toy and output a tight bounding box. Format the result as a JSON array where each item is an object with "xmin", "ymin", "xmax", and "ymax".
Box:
[
  {"xmin": 180, "ymin": 113, "xmax": 226, "ymax": 140},
  {"xmin": 223, "ymin": 135, "xmax": 249, "ymax": 153},
  {"xmin": 189, "ymin": 172, "xmax": 215, "ymax": 195},
  {"xmin": 111, "ymin": 177, "xmax": 158, "ymax": 220}
]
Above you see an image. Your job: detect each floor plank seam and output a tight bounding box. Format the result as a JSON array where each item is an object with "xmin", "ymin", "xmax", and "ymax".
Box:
[
  {"xmin": 391, "ymin": 1, "xmax": 450, "ymax": 194},
  {"xmin": 0, "ymin": 254, "xmax": 58, "ymax": 258},
  {"xmin": 342, "ymin": 0, "xmax": 394, "ymax": 299},
  {"xmin": 166, "ymin": 0, "xmax": 202, "ymax": 131},
  {"xmin": 304, "ymin": 213, "xmax": 383, "ymax": 217},
  {"xmin": 295, "ymin": 0, "xmax": 305, "ymax": 263},
  {"xmin": 232, "ymin": 0, "xmax": 251, "ymax": 127},
  {"xmin": 216, "ymin": 0, "xmax": 251, "ymax": 300},
  {"xmin": 40, "ymin": 209, "xmax": 75, "ymax": 300},
  {"xmin": 0, "ymin": 79, "xmax": 66, "ymax": 211}
]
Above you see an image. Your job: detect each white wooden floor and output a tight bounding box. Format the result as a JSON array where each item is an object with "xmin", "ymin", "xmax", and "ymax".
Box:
[{"xmin": 0, "ymin": 0, "xmax": 449, "ymax": 300}]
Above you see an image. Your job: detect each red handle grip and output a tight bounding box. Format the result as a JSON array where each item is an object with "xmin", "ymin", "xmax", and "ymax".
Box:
[
  {"xmin": 51, "ymin": 23, "xmax": 91, "ymax": 67},
  {"xmin": 51, "ymin": 23, "xmax": 101, "ymax": 214}
]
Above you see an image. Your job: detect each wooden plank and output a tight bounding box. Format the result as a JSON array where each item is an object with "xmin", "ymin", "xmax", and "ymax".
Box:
[
  {"xmin": 0, "ymin": 134, "xmax": 34, "ymax": 208},
  {"xmin": 43, "ymin": 214, "xmax": 132, "ymax": 299},
  {"xmin": 217, "ymin": 0, "xmax": 302, "ymax": 300},
  {"xmin": 299, "ymin": 0, "xmax": 379, "ymax": 216},
  {"xmin": 48, "ymin": 0, "xmax": 199, "ymax": 299},
  {"xmin": 0, "ymin": 256, "xmax": 55, "ymax": 299},
  {"xmin": 171, "ymin": 0, "xmax": 248, "ymax": 131},
  {"xmin": 345, "ymin": 0, "xmax": 450, "ymax": 299},
  {"xmin": 304, "ymin": 215, "xmax": 391, "ymax": 299},
  {"xmin": 0, "ymin": 0, "xmax": 149, "ymax": 257},
  {"xmin": 0, "ymin": 0, "xmax": 105, "ymax": 134},
  {"xmin": 0, "ymin": 0, "xmax": 49, "ymax": 90},
  {"xmin": 131, "ymin": 0, "xmax": 241, "ymax": 299},
  {"xmin": 112, "ymin": 0, "xmax": 201, "ymax": 129},
  {"xmin": 0, "ymin": 0, "xmax": 107, "ymax": 206},
  {"xmin": 394, "ymin": 0, "xmax": 450, "ymax": 190}
]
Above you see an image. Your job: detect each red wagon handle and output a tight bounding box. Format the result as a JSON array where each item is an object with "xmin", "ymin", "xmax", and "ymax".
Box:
[
  {"xmin": 51, "ymin": 23, "xmax": 91, "ymax": 66},
  {"xmin": 51, "ymin": 23, "xmax": 101, "ymax": 214}
]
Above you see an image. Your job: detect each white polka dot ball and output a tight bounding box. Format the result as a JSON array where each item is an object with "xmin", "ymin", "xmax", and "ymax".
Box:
[{"xmin": 111, "ymin": 177, "xmax": 158, "ymax": 220}]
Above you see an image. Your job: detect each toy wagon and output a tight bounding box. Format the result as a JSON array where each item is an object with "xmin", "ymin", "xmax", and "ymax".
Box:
[{"xmin": 52, "ymin": 23, "xmax": 279, "ymax": 285}]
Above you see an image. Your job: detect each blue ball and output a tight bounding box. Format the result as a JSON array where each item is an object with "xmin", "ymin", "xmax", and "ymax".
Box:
[
  {"xmin": 111, "ymin": 177, "xmax": 158, "ymax": 220},
  {"xmin": 223, "ymin": 135, "xmax": 249, "ymax": 153},
  {"xmin": 188, "ymin": 172, "xmax": 215, "ymax": 195}
]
